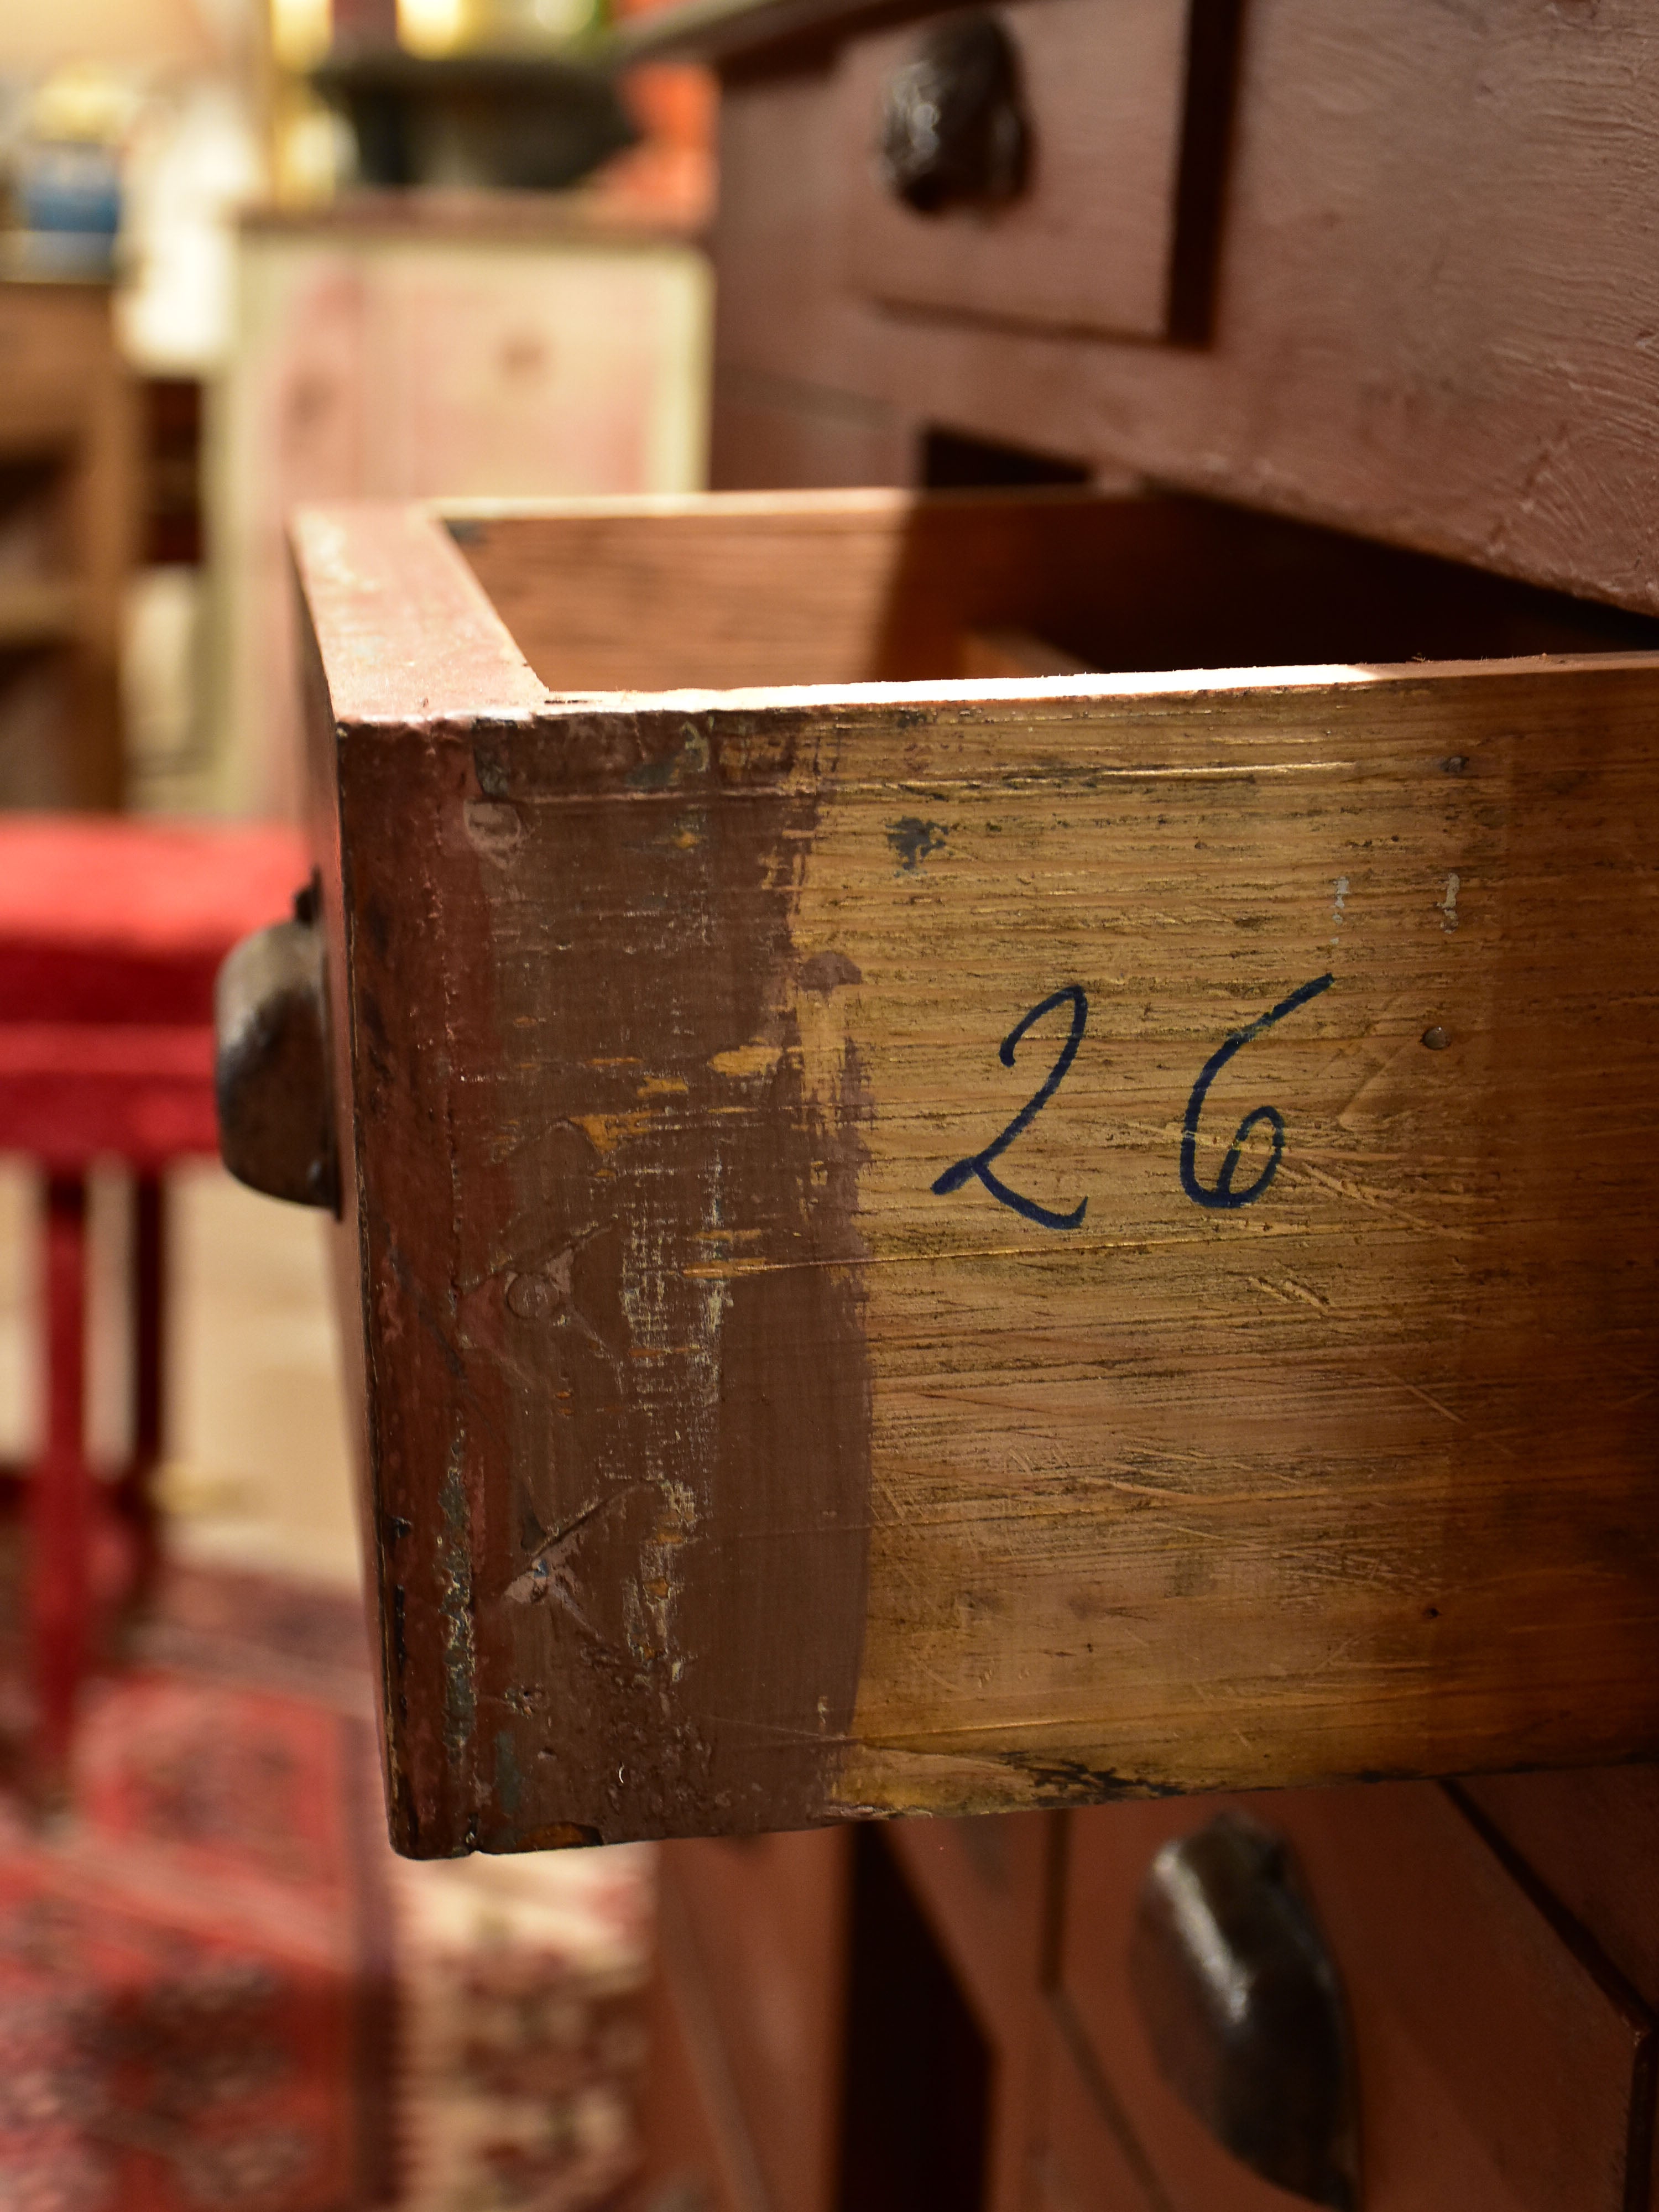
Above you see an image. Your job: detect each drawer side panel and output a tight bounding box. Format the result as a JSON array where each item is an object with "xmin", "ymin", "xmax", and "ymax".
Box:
[{"xmin": 338, "ymin": 656, "xmax": 1659, "ymax": 1847}]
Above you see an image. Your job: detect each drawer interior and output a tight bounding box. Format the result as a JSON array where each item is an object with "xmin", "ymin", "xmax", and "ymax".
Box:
[{"xmin": 445, "ymin": 487, "xmax": 1659, "ymax": 695}]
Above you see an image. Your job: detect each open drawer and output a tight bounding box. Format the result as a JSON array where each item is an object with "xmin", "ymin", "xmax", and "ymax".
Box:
[{"xmin": 231, "ymin": 487, "xmax": 1659, "ymax": 1854}]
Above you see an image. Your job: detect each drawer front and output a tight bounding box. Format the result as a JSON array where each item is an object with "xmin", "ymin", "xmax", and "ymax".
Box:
[
  {"xmin": 1059, "ymin": 1788, "xmax": 1651, "ymax": 2212},
  {"xmin": 274, "ymin": 489, "xmax": 1659, "ymax": 1853},
  {"xmin": 660, "ymin": 1833, "xmax": 850, "ymax": 2212},
  {"xmin": 836, "ymin": 0, "xmax": 1199, "ymax": 340},
  {"xmin": 1457, "ymin": 1761, "xmax": 1659, "ymax": 2212}
]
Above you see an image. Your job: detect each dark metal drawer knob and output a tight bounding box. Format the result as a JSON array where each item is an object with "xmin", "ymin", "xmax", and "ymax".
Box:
[
  {"xmin": 877, "ymin": 13, "xmax": 1027, "ymax": 215},
  {"xmin": 1130, "ymin": 1813, "xmax": 1360, "ymax": 2210},
  {"xmin": 215, "ymin": 880, "xmax": 339, "ymax": 1213}
]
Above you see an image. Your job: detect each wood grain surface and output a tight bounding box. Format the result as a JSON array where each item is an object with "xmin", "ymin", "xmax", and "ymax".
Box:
[
  {"xmin": 451, "ymin": 487, "xmax": 1656, "ymax": 696},
  {"xmin": 297, "ymin": 495, "xmax": 1659, "ymax": 1854}
]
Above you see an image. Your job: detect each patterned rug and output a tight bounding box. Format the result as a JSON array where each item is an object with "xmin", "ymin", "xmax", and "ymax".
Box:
[{"xmin": 0, "ymin": 1567, "xmax": 652, "ymax": 2212}]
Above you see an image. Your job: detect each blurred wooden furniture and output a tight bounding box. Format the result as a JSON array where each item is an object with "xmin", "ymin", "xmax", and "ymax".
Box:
[
  {"xmin": 0, "ymin": 274, "xmax": 137, "ymax": 809},
  {"xmin": 206, "ymin": 191, "xmax": 711, "ymax": 816},
  {"xmin": 647, "ymin": 1779, "xmax": 1659, "ymax": 2212},
  {"xmin": 139, "ymin": 376, "xmax": 204, "ymax": 569},
  {"xmin": 0, "ymin": 817, "xmax": 305, "ymax": 1790}
]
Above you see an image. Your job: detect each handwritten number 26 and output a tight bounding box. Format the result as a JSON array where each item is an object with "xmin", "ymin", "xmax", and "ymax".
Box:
[{"xmin": 932, "ymin": 971, "xmax": 1335, "ymax": 1228}]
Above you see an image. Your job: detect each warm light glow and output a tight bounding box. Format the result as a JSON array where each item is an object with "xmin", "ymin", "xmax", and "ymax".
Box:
[
  {"xmin": 270, "ymin": 0, "xmax": 331, "ymax": 70},
  {"xmin": 0, "ymin": 0, "xmax": 221, "ymax": 74},
  {"xmin": 274, "ymin": 90, "xmax": 346, "ymax": 202},
  {"xmin": 398, "ymin": 0, "xmax": 467, "ymax": 55}
]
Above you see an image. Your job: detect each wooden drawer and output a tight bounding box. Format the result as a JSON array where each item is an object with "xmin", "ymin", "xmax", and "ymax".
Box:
[
  {"xmin": 1455, "ymin": 1767, "xmax": 1659, "ymax": 2211},
  {"xmin": 239, "ymin": 484, "xmax": 1659, "ymax": 1853},
  {"xmin": 1458, "ymin": 1768, "xmax": 1659, "ymax": 2011},
  {"xmin": 1057, "ymin": 1788, "xmax": 1653, "ymax": 2211},
  {"xmin": 834, "ymin": 0, "xmax": 1200, "ymax": 341}
]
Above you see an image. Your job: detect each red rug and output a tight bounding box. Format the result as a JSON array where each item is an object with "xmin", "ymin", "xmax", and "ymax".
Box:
[
  {"xmin": 0, "ymin": 1660, "xmax": 394, "ymax": 2211},
  {"xmin": 0, "ymin": 1566, "xmax": 652, "ymax": 2212}
]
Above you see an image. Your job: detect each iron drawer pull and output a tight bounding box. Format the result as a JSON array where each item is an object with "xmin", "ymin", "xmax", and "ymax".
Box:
[
  {"xmin": 215, "ymin": 878, "xmax": 340, "ymax": 1214},
  {"xmin": 1130, "ymin": 1812, "xmax": 1360, "ymax": 2209},
  {"xmin": 877, "ymin": 13, "xmax": 1029, "ymax": 215}
]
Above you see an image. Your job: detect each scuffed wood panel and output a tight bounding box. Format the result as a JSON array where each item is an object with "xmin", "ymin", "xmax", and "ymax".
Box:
[
  {"xmin": 815, "ymin": 678, "xmax": 1659, "ymax": 1810},
  {"xmin": 298, "ymin": 499, "xmax": 1659, "ymax": 1855}
]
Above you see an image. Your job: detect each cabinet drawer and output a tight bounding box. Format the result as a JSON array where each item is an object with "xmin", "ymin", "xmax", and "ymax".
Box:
[
  {"xmin": 256, "ymin": 486, "xmax": 1659, "ymax": 1853},
  {"xmin": 1458, "ymin": 1767, "xmax": 1659, "ymax": 2011},
  {"xmin": 1058, "ymin": 1788, "xmax": 1651, "ymax": 2212},
  {"xmin": 836, "ymin": 0, "xmax": 1204, "ymax": 340}
]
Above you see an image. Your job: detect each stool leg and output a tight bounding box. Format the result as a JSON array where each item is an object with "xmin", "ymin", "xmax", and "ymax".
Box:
[
  {"xmin": 116, "ymin": 1171, "xmax": 165, "ymax": 1613},
  {"xmin": 30, "ymin": 1173, "xmax": 89, "ymax": 1798}
]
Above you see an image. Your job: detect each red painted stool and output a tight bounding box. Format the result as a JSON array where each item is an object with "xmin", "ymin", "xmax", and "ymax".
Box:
[{"xmin": 0, "ymin": 817, "xmax": 307, "ymax": 1793}]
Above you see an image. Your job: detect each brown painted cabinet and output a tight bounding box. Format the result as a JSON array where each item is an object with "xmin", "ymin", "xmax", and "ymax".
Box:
[
  {"xmin": 219, "ymin": 0, "xmax": 1659, "ymax": 2203},
  {"xmin": 640, "ymin": 1785, "xmax": 1659, "ymax": 2211},
  {"xmin": 606, "ymin": 0, "xmax": 1659, "ymax": 2203}
]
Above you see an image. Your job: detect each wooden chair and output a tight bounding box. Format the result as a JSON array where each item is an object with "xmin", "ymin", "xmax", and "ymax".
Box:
[{"xmin": 0, "ymin": 816, "xmax": 305, "ymax": 1794}]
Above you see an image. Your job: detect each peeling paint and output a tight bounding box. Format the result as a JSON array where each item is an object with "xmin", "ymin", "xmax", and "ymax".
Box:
[
  {"xmin": 571, "ymin": 1109, "xmax": 660, "ymax": 1154},
  {"xmin": 437, "ymin": 1449, "xmax": 476, "ymax": 1771},
  {"xmin": 462, "ymin": 798, "xmax": 524, "ymax": 862}
]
